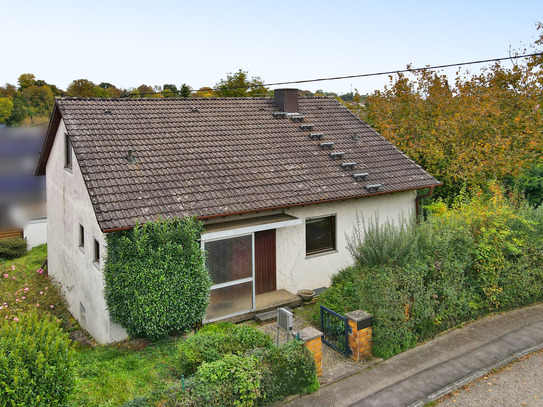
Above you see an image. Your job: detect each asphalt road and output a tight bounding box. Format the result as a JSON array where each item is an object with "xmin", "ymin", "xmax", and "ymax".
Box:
[{"xmin": 437, "ymin": 349, "xmax": 543, "ymax": 406}]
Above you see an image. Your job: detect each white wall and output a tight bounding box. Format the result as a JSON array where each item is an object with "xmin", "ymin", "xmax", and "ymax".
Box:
[
  {"xmin": 46, "ymin": 119, "xmax": 127, "ymax": 344},
  {"xmin": 276, "ymin": 191, "xmax": 416, "ymax": 292},
  {"xmin": 24, "ymin": 218, "xmax": 47, "ymax": 249}
]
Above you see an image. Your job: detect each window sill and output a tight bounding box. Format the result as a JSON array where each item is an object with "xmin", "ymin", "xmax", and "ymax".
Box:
[
  {"xmin": 64, "ymin": 167, "xmax": 73, "ymax": 174},
  {"xmin": 92, "ymin": 261, "xmax": 100, "ymax": 270},
  {"xmin": 79, "ymin": 246, "xmax": 85, "ymax": 254},
  {"xmin": 305, "ymin": 249, "xmax": 338, "ymax": 259}
]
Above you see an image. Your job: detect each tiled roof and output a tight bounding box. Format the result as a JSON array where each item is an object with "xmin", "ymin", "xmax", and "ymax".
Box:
[{"xmin": 38, "ymin": 96, "xmax": 440, "ymax": 231}]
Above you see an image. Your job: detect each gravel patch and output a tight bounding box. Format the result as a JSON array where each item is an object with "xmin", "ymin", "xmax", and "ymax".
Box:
[{"xmin": 249, "ymin": 303, "xmax": 381, "ymax": 385}]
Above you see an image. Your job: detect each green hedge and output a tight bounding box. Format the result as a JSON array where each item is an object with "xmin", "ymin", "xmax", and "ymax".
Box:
[
  {"xmin": 176, "ymin": 322, "xmax": 273, "ymax": 376},
  {"xmin": 0, "ymin": 311, "xmax": 75, "ymax": 406},
  {"xmin": 317, "ymin": 188, "xmax": 543, "ymax": 359},
  {"xmin": 0, "ymin": 237, "xmax": 27, "ymax": 260},
  {"xmin": 258, "ymin": 340, "xmax": 320, "ymax": 404},
  {"xmin": 104, "ymin": 217, "xmax": 212, "ymax": 340},
  {"xmin": 173, "ymin": 324, "xmax": 318, "ymax": 406}
]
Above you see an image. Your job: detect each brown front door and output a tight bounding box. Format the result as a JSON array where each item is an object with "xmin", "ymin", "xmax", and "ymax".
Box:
[{"xmin": 255, "ymin": 229, "xmax": 276, "ymax": 294}]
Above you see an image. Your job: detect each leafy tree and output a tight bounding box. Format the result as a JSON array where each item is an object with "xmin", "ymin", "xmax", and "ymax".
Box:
[
  {"xmin": 17, "ymin": 73, "xmax": 36, "ymax": 90},
  {"xmin": 215, "ymin": 69, "xmax": 268, "ymax": 97},
  {"xmin": 0, "ymin": 97, "xmax": 13, "ymax": 123},
  {"xmin": 0, "ymin": 83, "xmax": 17, "ymax": 98},
  {"xmin": 180, "ymin": 83, "xmax": 192, "ymax": 97},
  {"xmin": 347, "ymin": 28, "xmax": 543, "ymax": 202},
  {"xmin": 66, "ymin": 79, "xmax": 98, "ymax": 97},
  {"xmin": 194, "ymin": 87, "xmax": 214, "ymax": 97},
  {"xmin": 6, "ymin": 98, "xmax": 27, "ymax": 125},
  {"xmin": 137, "ymin": 84, "xmax": 154, "ymax": 97},
  {"xmin": 163, "ymin": 84, "xmax": 178, "ymax": 96},
  {"xmin": 20, "ymin": 85, "xmax": 55, "ymax": 116}
]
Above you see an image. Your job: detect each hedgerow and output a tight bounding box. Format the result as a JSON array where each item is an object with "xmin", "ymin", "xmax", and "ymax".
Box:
[
  {"xmin": 0, "ymin": 311, "xmax": 75, "ymax": 406},
  {"xmin": 317, "ymin": 186, "xmax": 543, "ymax": 358},
  {"xmin": 104, "ymin": 217, "xmax": 212, "ymax": 340},
  {"xmin": 0, "ymin": 237, "xmax": 27, "ymax": 260}
]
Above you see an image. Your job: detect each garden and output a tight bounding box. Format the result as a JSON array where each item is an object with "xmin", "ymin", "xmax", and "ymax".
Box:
[
  {"xmin": 316, "ymin": 185, "xmax": 543, "ymax": 359},
  {"xmin": 0, "ymin": 224, "xmax": 319, "ymax": 407}
]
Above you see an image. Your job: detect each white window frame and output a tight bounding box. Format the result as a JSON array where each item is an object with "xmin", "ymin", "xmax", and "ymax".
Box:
[{"xmin": 201, "ymin": 232, "xmax": 255, "ymax": 323}]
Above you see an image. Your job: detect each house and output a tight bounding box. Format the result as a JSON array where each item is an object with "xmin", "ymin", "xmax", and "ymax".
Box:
[
  {"xmin": 36, "ymin": 89, "xmax": 440, "ymax": 343},
  {"xmin": 0, "ymin": 126, "xmax": 47, "ymax": 248}
]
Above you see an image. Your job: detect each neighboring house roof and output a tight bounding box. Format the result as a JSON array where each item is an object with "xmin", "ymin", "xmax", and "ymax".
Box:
[{"xmin": 36, "ymin": 94, "xmax": 440, "ymax": 232}]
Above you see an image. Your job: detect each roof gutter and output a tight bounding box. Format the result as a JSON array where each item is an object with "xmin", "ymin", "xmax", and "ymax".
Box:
[{"xmin": 101, "ymin": 183, "xmax": 441, "ymax": 233}]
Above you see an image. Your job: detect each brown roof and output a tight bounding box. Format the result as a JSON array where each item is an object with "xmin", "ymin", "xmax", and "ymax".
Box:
[{"xmin": 37, "ymin": 96, "xmax": 440, "ymax": 232}]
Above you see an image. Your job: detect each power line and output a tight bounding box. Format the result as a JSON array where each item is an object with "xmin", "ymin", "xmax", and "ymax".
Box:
[{"xmin": 121, "ymin": 52, "xmax": 543, "ymax": 97}]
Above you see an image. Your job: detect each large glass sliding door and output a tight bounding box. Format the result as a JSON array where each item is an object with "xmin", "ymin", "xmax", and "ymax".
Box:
[{"xmin": 203, "ymin": 234, "xmax": 255, "ymax": 321}]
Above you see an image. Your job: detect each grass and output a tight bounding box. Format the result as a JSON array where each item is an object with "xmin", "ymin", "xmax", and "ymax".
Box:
[
  {"xmin": 1, "ymin": 245, "xmax": 184, "ymax": 406},
  {"xmin": 68, "ymin": 340, "xmax": 181, "ymax": 406}
]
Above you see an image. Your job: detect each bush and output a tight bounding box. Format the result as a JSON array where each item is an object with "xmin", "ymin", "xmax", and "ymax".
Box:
[
  {"xmin": 0, "ymin": 237, "xmax": 27, "ymax": 260},
  {"xmin": 104, "ymin": 217, "xmax": 212, "ymax": 340},
  {"xmin": 0, "ymin": 311, "xmax": 75, "ymax": 406},
  {"xmin": 177, "ymin": 322, "xmax": 272, "ymax": 376},
  {"xmin": 179, "ymin": 354, "xmax": 262, "ymax": 407},
  {"xmin": 258, "ymin": 340, "xmax": 319, "ymax": 404},
  {"xmin": 322, "ymin": 187, "xmax": 543, "ymax": 359}
]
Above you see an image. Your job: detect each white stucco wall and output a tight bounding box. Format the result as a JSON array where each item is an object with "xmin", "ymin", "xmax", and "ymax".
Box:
[
  {"xmin": 24, "ymin": 218, "xmax": 47, "ymax": 249},
  {"xmin": 276, "ymin": 191, "xmax": 416, "ymax": 292},
  {"xmin": 46, "ymin": 119, "xmax": 127, "ymax": 344}
]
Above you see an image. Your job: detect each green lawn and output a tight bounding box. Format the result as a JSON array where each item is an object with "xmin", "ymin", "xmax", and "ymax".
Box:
[{"xmin": 1, "ymin": 245, "xmax": 183, "ymax": 406}]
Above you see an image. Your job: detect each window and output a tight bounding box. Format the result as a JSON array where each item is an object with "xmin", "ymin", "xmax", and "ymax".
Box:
[
  {"xmin": 65, "ymin": 133, "xmax": 73, "ymax": 169},
  {"xmin": 93, "ymin": 238, "xmax": 100, "ymax": 266},
  {"xmin": 306, "ymin": 215, "xmax": 336, "ymax": 255},
  {"xmin": 79, "ymin": 225, "xmax": 85, "ymax": 250},
  {"xmin": 203, "ymin": 234, "xmax": 254, "ymax": 321}
]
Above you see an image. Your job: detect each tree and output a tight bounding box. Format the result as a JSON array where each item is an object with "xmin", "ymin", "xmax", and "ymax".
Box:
[
  {"xmin": 137, "ymin": 84, "xmax": 154, "ymax": 97},
  {"xmin": 66, "ymin": 79, "xmax": 98, "ymax": 97},
  {"xmin": 17, "ymin": 73, "xmax": 36, "ymax": 90},
  {"xmin": 0, "ymin": 97, "xmax": 13, "ymax": 123},
  {"xmin": 194, "ymin": 87, "xmax": 214, "ymax": 97},
  {"xmin": 163, "ymin": 84, "xmax": 178, "ymax": 96},
  {"xmin": 347, "ymin": 30, "xmax": 543, "ymax": 202},
  {"xmin": 19, "ymin": 85, "xmax": 54, "ymax": 116},
  {"xmin": 215, "ymin": 69, "xmax": 268, "ymax": 97},
  {"xmin": 180, "ymin": 83, "xmax": 192, "ymax": 98},
  {"xmin": 6, "ymin": 98, "xmax": 27, "ymax": 125},
  {"xmin": 0, "ymin": 84, "xmax": 17, "ymax": 98}
]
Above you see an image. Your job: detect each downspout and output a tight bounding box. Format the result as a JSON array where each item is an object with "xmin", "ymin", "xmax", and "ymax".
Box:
[{"xmin": 415, "ymin": 185, "xmax": 435, "ymax": 221}]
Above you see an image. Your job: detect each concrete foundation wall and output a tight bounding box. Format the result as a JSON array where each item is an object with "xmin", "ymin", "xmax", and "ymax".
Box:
[{"xmin": 46, "ymin": 119, "xmax": 127, "ymax": 344}]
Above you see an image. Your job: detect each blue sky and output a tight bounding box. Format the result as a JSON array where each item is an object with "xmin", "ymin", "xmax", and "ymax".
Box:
[{"xmin": 2, "ymin": 0, "xmax": 542, "ymax": 95}]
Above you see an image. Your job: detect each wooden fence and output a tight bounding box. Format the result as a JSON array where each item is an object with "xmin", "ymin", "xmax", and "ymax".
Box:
[{"xmin": 0, "ymin": 229, "xmax": 24, "ymax": 240}]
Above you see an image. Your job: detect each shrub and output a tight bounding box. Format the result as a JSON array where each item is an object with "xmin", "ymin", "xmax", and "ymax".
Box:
[
  {"xmin": 104, "ymin": 217, "xmax": 212, "ymax": 340},
  {"xmin": 0, "ymin": 237, "xmax": 27, "ymax": 260},
  {"xmin": 176, "ymin": 322, "xmax": 272, "ymax": 376},
  {"xmin": 324, "ymin": 186, "xmax": 543, "ymax": 359},
  {"xmin": 258, "ymin": 340, "xmax": 319, "ymax": 404},
  {"xmin": 179, "ymin": 354, "xmax": 262, "ymax": 407},
  {"xmin": 0, "ymin": 311, "xmax": 75, "ymax": 406}
]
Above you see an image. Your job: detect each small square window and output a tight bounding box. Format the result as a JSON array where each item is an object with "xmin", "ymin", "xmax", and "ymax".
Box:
[
  {"xmin": 79, "ymin": 225, "xmax": 85, "ymax": 249},
  {"xmin": 65, "ymin": 133, "xmax": 73, "ymax": 169},
  {"xmin": 93, "ymin": 238, "xmax": 100, "ymax": 265},
  {"xmin": 306, "ymin": 215, "xmax": 336, "ymax": 255}
]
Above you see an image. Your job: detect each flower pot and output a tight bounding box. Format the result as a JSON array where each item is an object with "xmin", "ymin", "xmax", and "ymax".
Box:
[{"xmin": 297, "ymin": 289, "xmax": 315, "ymax": 302}]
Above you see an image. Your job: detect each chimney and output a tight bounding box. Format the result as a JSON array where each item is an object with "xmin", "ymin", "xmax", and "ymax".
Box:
[{"xmin": 274, "ymin": 88, "xmax": 299, "ymax": 113}]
